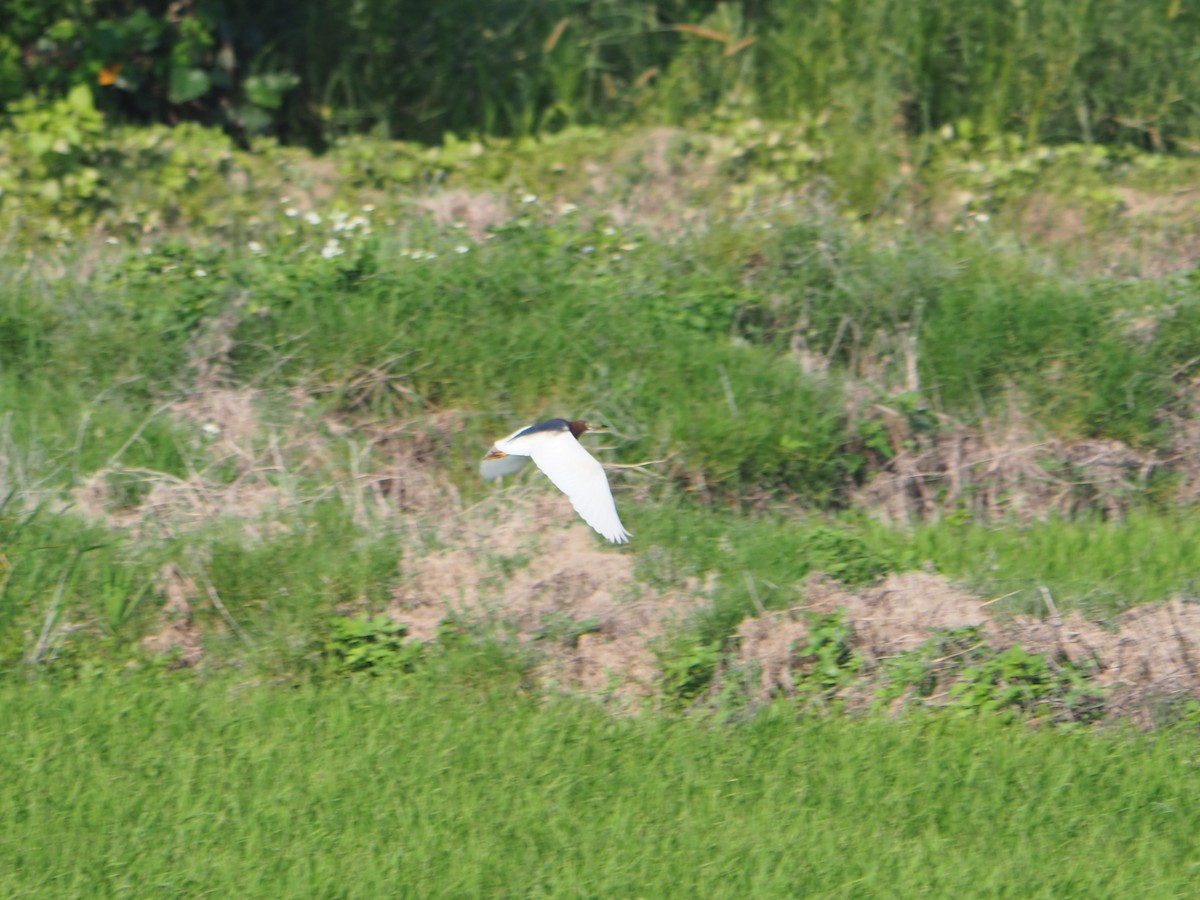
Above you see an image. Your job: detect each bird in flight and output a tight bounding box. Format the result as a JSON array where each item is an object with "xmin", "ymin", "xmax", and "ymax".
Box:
[{"xmin": 481, "ymin": 418, "xmax": 632, "ymax": 544}]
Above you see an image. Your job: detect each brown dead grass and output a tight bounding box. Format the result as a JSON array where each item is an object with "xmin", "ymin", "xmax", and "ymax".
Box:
[
  {"xmin": 590, "ymin": 127, "xmax": 724, "ymax": 234},
  {"xmin": 70, "ymin": 385, "xmax": 305, "ymax": 540},
  {"xmin": 931, "ymin": 182, "xmax": 1200, "ymax": 278}
]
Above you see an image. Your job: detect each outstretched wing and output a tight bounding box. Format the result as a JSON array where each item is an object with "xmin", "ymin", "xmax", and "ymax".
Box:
[{"xmin": 525, "ymin": 431, "xmax": 631, "ymax": 544}]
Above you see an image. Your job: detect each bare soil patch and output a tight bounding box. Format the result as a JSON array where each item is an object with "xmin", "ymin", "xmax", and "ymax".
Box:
[
  {"xmin": 418, "ymin": 189, "xmax": 510, "ymax": 239},
  {"xmin": 139, "ymin": 563, "xmax": 203, "ymax": 667}
]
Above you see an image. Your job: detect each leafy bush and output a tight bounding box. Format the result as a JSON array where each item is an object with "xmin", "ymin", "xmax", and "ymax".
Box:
[
  {"xmin": 5, "ymin": 0, "xmax": 1200, "ymax": 149},
  {"xmin": 795, "ymin": 609, "xmax": 862, "ymax": 695},
  {"xmin": 948, "ymin": 644, "xmax": 1105, "ymax": 724},
  {"xmin": 3, "ymin": 3, "xmax": 300, "ymax": 143},
  {"xmin": 0, "ymin": 85, "xmax": 107, "ymax": 210},
  {"xmin": 656, "ymin": 632, "xmax": 723, "ymax": 706},
  {"xmin": 324, "ymin": 614, "xmax": 422, "ymax": 676}
]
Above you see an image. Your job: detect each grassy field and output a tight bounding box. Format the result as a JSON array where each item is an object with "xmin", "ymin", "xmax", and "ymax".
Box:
[
  {"xmin": 5, "ymin": 670, "xmax": 1200, "ymax": 898},
  {"xmin": 3, "ymin": 103, "xmax": 1200, "ymax": 893}
]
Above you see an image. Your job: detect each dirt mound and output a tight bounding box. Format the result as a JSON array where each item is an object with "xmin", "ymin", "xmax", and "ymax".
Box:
[
  {"xmin": 391, "ymin": 491, "xmax": 708, "ymax": 699},
  {"xmin": 806, "ymin": 570, "xmax": 995, "ymax": 655},
  {"xmin": 1011, "ymin": 600, "xmax": 1200, "ymax": 719},
  {"xmin": 735, "ymin": 571, "xmax": 1200, "ymax": 721},
  {"xmin": 736, "ymin": 571, "xmax": 994, "ymax": 697}
]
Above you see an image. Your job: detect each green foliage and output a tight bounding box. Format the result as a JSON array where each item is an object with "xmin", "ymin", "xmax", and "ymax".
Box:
[
  {"xmin": 4, "ymin": 3, "xmax": 300, "ymax": 141},
  {"xmin": 324, "ymin": 614, "xmax": 422, "ymax": 676},
  {"xmin": 948, "ymin": 644, "xmax": 1105, "ymax": 724},
  {"xmin": 801, "ymin": 527, "xmax": 892, "ymax": 585},
  {"xmin": 877, "ymin": 626, "xmax": 988, "ymax": 706},
  {"xmin": 0, "ymin": 84, "xmax": 106, "ymax": 210},
  {"xmin": 530, "ymin": 612, "xmax": 602, "ymax": 648},
  {"xmin": 865, "ymin": 513, "xmax": 1200, "ymax": 619},
  {"xmin": 5, "ymin": 0, "xmax": 1200, "ymax": 152},
  {"xmin": 655, "ymin": 632, "xmax": 723, "ymax": 705},
  {"xmin": 0, "ymin": 502, "xmax": 159, "ymax": 674},
  {"xmin": 796, "ymin": 609, "xmax": 862, "ymax": 695}
]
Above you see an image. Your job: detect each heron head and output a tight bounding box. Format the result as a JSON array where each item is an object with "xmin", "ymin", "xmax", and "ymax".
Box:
[{"xmin": 568, "ymin": 419, "xmax": 608, "ymax": 439}]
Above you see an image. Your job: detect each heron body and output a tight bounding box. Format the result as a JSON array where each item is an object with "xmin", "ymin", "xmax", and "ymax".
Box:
[{"xmin": 481, "ymin": 418, "xmax": 632, "ymax": 544}]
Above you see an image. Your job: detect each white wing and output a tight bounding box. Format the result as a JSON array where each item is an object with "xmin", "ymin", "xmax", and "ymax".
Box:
[
  {"xmin": 525, "ymin": 431, "xmax": 631, "ymax": 544},
  {"xmin": 480, "ymin": 453, "xmax": 529, "ymax": 480}
]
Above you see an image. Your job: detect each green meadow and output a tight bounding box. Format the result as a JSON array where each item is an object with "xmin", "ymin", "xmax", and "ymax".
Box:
[{"xmin": 6, "ymin": 0, "xmax": 1200, "ymax": 893}]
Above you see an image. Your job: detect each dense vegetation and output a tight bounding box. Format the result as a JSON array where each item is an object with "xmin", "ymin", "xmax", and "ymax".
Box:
[{"xmin": 3, "ymin": 0, "xmax": 1199, "ymax": 148}]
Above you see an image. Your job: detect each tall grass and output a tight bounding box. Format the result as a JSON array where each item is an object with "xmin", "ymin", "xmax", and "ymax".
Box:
[
  {"xmin": 4, "ymin": 673, "xmax": 1200, "ymax": 897},
  {"xmin": 284, "ymin": 0, "xmax": 1200, "ymax": 147}
]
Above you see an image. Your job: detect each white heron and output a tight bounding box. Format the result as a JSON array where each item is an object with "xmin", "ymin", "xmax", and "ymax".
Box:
[{"xmin": 480, "ymin": 418, "xmax": 632, "ymax": 544}]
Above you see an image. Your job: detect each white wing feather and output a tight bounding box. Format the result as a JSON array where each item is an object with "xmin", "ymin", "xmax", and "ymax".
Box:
[
  {"xmin": 522, "ymin": 431, "xmax": 631, "ymax": 544},
  {"xmin": 480, "ymin": 453, "xmax": 529, "ymax": 480}
]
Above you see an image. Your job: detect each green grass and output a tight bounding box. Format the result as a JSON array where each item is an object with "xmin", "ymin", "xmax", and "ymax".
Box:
[{"xmin": 4, "ymin": 671, "xmax": 1200, "ymax": 897}]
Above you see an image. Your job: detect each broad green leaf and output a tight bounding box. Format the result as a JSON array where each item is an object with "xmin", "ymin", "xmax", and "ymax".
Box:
[
  {"xmin": 168, "ymin": 67, "xmax": 210, "ymax": 104},
  {"xmin": 244, "ymin": 72, "xmax": 299, "ymax": 110},
  {"xmin": 66, "ymin": 83, "xmax": 95, "ymax": 113}
]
